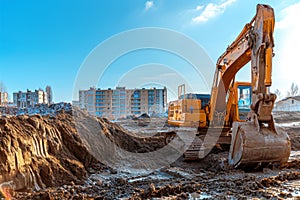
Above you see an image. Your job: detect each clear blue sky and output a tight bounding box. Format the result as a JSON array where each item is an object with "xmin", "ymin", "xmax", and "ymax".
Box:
[{"xmin": 1, "ymin": 0, "xmax": 299, "ymax": 102}]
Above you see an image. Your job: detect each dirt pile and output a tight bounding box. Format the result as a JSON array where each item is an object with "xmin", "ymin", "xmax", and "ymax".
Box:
[
  {"xmin": 0, "ymin": 110, "xmax": 100, "ymax": 191},
  {"xmin": 0, "ymin": 107, "xmax": 169, "ymax": 193},
  {"xmin": 91, "ymin": 118, "xmax": 166, "ymax": 154}
]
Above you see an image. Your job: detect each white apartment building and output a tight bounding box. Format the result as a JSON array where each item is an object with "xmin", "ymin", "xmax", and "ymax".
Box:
[{"xmin": 79, "ymin": 87, "xmax": 167, "ymax": 119}]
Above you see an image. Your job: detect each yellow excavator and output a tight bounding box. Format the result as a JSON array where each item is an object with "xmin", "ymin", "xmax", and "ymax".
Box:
[{"xmin": 167, "ymin": 4, "xmax": 291, "ymax": 168}]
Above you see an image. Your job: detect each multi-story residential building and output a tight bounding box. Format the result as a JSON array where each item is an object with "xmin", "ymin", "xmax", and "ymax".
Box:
[
  {"xmin": 0, "ymin": 92, "xmax": 8, "ymax": 106},
  {"xmin": 79, "ymin": 87, "xmax": 167, "ymax": 119},
  {"xmin": 79, "ymin": 88, "xmax": 95, "ymax": 114},
  {"xmin": 13, "ymin": 89, "xmax": 48, "ymax": 108}
]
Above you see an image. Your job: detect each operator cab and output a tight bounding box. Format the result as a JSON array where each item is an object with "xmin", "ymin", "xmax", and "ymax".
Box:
[{"xmin": 237, "ymin": 84, "xmax": 252, "ymax": 120}]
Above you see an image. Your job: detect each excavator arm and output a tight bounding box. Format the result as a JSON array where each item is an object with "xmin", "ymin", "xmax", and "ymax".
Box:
[
  {"xmin": 209, "ymin": 4, "xmax": 275, "ymax": 125},
  {"xmin": 208, "ymin": 4, "xmax": 290, "ymax": 167}
]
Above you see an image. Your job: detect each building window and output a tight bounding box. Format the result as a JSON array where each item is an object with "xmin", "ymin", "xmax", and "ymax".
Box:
[
  {"xmin": 133, "ymin": 91, "xmax": 140, "ymax": 98},
  {"xmin": 292, "ymin": 99, "xmax": 294, "ymax": 104}
]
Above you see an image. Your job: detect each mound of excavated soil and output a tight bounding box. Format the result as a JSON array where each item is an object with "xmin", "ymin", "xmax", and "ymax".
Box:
[
  {"xmin": 0, "ymin": 108, "xmax": 169, "ymax": 193},
  {"xmin": 0, "ymin": 110, "xmax": 99, "ymax": 191}
]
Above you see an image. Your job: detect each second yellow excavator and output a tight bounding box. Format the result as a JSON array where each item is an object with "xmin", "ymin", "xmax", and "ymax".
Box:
[{"xmin": 167, "ymin": 4, "xmax": 291, "ymax": 168}]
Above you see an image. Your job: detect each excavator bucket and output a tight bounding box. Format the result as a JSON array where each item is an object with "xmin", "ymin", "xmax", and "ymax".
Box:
[{"xmin": 228, "ymin": 121, "xmax": 291, "ymax": 168}]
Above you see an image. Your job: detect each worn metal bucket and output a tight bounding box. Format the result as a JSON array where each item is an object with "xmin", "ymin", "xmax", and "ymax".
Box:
[{"xmin": 228, "ymin": 121, "xmax": 291, "ymax": 168}]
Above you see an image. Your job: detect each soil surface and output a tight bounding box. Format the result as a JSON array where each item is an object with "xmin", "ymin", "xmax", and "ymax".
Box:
[{"xmin": 0, "ymin": 108, "xmax": 299, "ymax": 199}]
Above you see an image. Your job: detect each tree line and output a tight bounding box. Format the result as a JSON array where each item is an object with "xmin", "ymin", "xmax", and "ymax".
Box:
[{"xmin": 274, "ymin": 82, "xmax": 299, "ymax": 101}]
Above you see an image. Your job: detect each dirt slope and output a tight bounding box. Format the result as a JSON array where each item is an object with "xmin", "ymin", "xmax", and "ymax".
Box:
[
  {"xmin": 0, "ymin": 108, "xmax": 169, "ymax": 193},
  {"xmin": 0, "ymin": 110, "xmax": 101, "ymax": 191}
]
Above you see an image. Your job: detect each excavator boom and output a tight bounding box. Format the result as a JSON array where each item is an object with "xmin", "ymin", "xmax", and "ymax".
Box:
[
  {"xmin": 209, "ymin": 4, "xmax": 276, "ymax": 125},
  {"xmin": 222, "ymin": 4, "xmax": 290, "ymax": 167}
]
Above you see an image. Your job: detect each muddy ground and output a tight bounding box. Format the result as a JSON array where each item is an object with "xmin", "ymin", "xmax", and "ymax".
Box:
[{"xmin": 3, "ymin": 111, "xmax": 300, "ymax": 199}]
